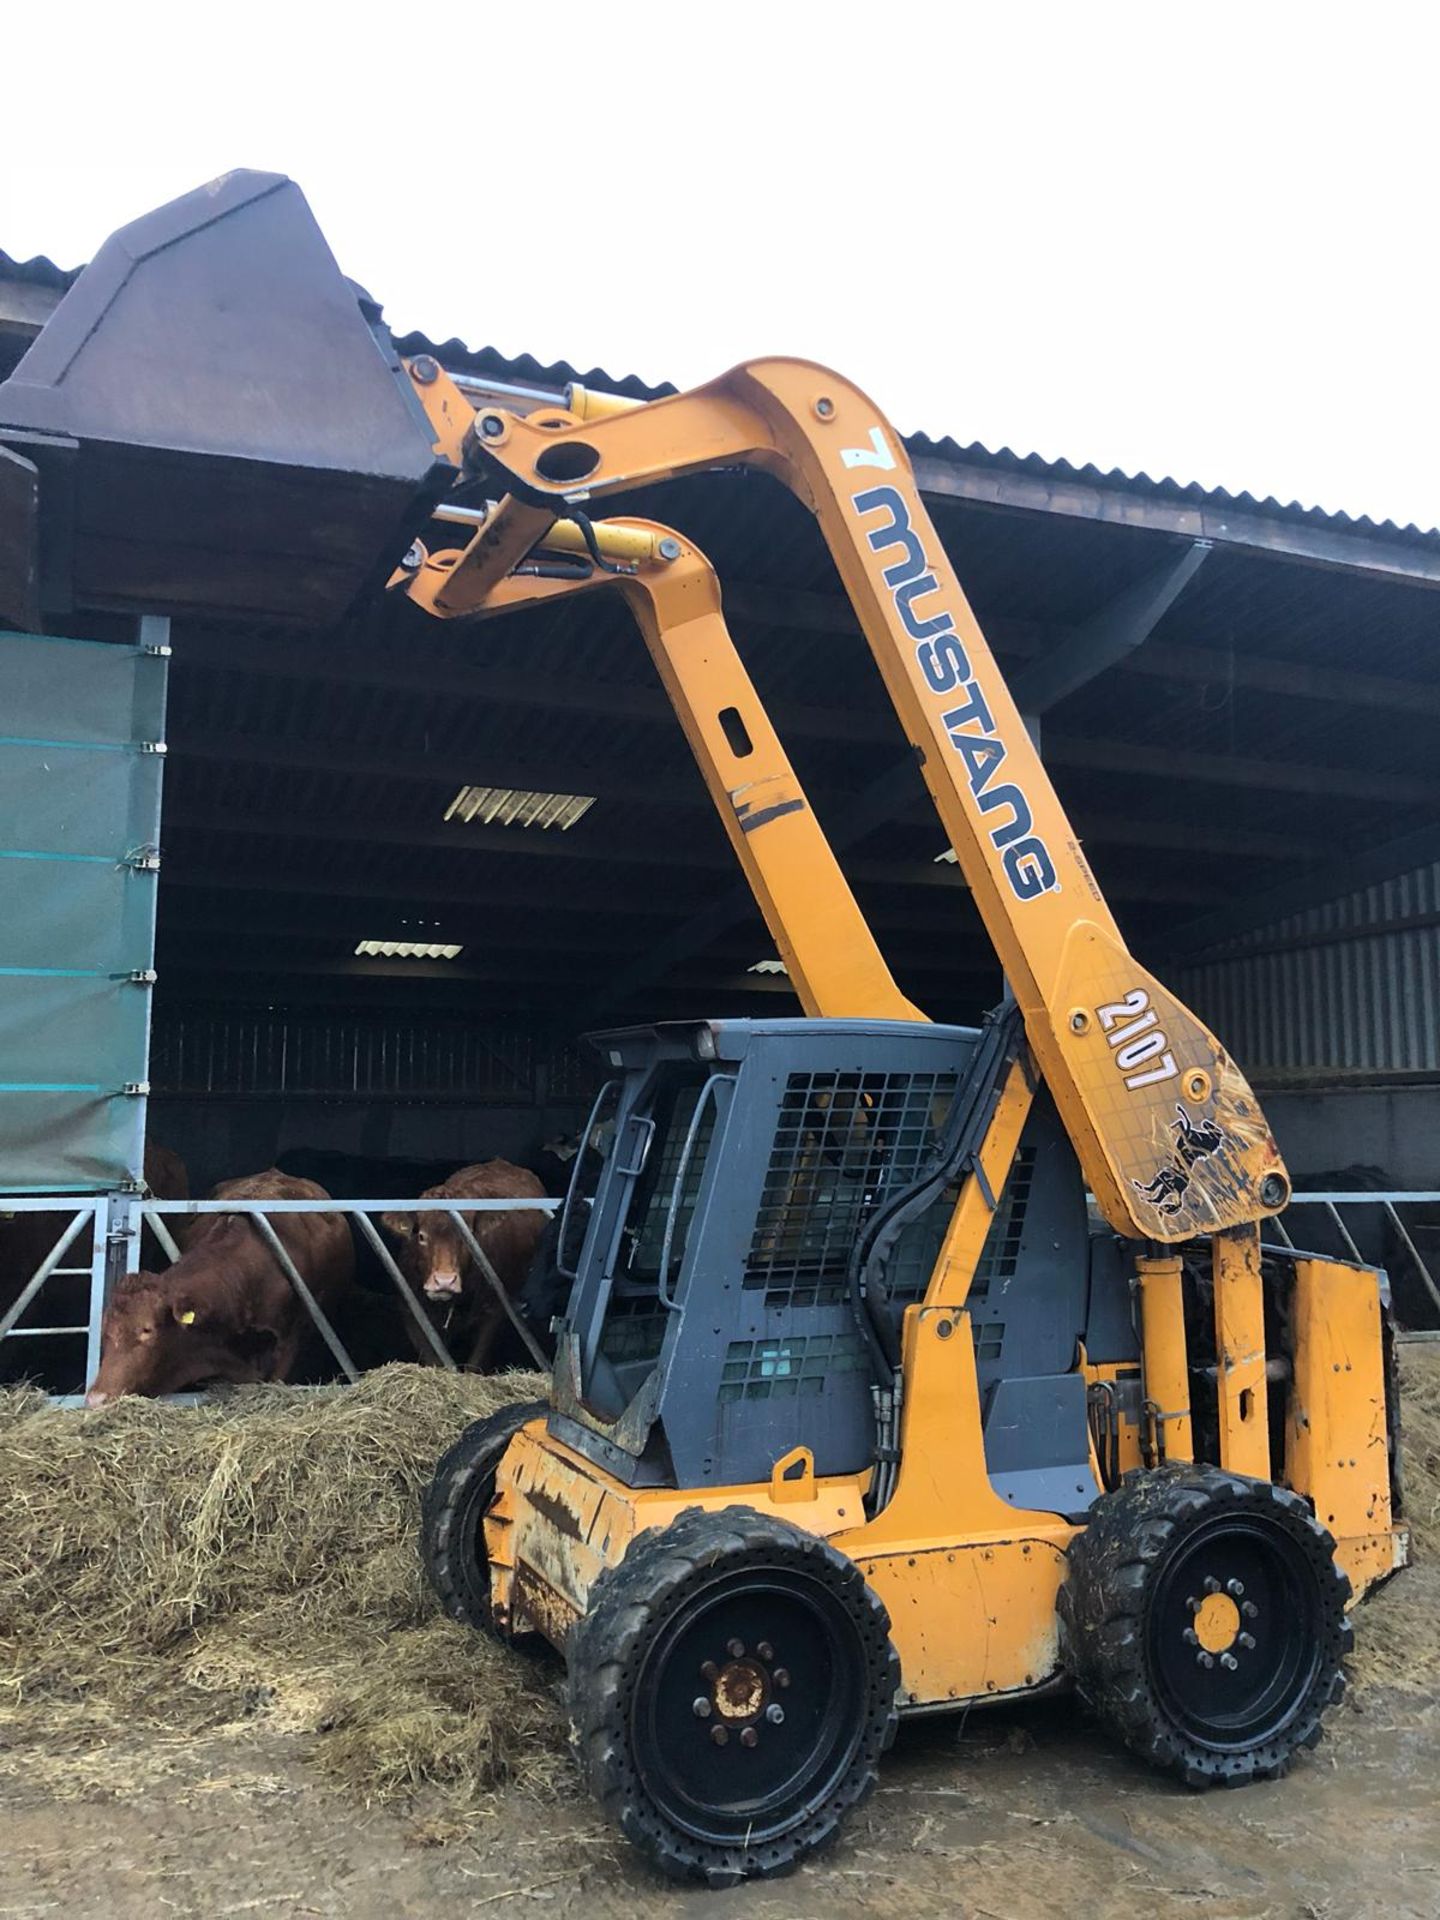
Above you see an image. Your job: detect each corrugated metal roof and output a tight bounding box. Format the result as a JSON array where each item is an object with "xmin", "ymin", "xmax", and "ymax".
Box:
[
  {"xmin": 411, "ymin": 322, "xmax": 1440, "ymax": 547},
  {"xmin": 908, "ymin": 430, "xmax": 1440, "ymax": 548},
  {"xmin": 6, "ymin": 240, "xmax": 1439, "ymax": 546},
  {"xmin": 0, "ymin": 249, "xmax": 80, "ymax": 292}
]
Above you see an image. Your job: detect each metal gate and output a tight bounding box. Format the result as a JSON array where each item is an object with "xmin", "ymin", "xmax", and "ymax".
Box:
[{"xmin": 1, "ymin": 1195, "xmax": 557, "ymax": 1404}]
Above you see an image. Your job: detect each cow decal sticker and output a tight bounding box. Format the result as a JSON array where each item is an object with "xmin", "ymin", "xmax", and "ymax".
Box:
[{"xmin": 1133, "ymin": 1104, "xmax": 1230, "ymax": 1216}]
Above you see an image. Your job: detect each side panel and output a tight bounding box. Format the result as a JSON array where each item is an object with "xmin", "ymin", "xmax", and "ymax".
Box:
[{"xmin": 1284, "ymin": 1256, "xmax": 1404, "ymax": 1596}]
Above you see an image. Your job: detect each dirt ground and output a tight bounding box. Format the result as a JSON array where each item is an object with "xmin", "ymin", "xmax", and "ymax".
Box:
[
  {"xmin": 2, "ymin": 1626, "xmax": 1437, "ymax": 1920},
  {"xmin": 3, "ymin": 1348, "xmax": 1437, "ymax": 1919}
]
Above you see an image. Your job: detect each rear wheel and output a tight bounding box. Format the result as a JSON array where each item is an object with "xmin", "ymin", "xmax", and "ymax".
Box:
[
  {"xmin": 569, "ymin": 1506, "xmax": 898, "ymax": 1887},
  {"xmin": 420, "ymin": 1399, "xmax": 546, "ymax": 1633},
  {"xmin": 1059, "ymin": 1465, "xmax": 1351, "ymax": 1787}
]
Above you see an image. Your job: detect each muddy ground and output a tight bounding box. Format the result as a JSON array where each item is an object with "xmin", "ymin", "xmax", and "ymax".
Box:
[
  {"xmin": 3, "ymin": 1638, "xmax": 1436, "ymax": 1919},
  {"xmin": 3, "ymin": 1348, "xmax": 1437, "ymax": 1919}
]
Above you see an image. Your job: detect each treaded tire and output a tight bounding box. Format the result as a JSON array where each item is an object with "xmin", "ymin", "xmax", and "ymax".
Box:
[
  {"xmin": 1059, "ymin": 1464, "xmax": 1352, "ymax": 1789},
  {"xmin": 568, "ymin": 1505, "xmax": 899, "ymax": 1888},
  {"xmin": 420, "ymin": 1399, "xmax": 547, "ymax": 1632}
]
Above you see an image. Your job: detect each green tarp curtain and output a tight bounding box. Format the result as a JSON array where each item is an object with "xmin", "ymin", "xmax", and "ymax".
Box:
[{"xmin": 0, "ymin": 630, "xmax": 166, "ymax": 1190}]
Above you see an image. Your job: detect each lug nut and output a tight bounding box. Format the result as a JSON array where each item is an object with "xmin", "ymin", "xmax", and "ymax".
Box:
[
  {"xmin": 1220, "ymin": 1652, "xmax": 1239, "ymax": 1671},
  {"xmin": 1226, "ymin": 1579, "xmax": 1245, "ymax": 1598},
  {"xmin": 1196, "ymin": 1652, "xmax": 1214, "ymax": 1669},
  {"xmin": 1204, "ymin": 1576, "xmax": 1220, "ymax": 1595},
  {"xmin": 765, "ymin": 1704, "xmax": 785, "ymax": 1725},
  {"xmin": 1187, "ymin": 1596, "xmax": 1201, "ymax": 1614},
  {"xmin": 740, "ymin": 1727, "xmax": 758, "ymax": 1748},
  {"xmin": 1239, "ymin": 1632, "xmax": 1256, "ymax": 1650},
  {"xmin": 1242, "ymin": 1601, "xmax": 1259, "ymax": 1619},
  {"xmin": 774, "ymin": 1668, "xmax": 791, "ymax": 1688},
  {"xmin": 710, "ymin": 1726, "xmax": 729, "ymax": 1747},
  {"xmin": 692, "ymin": 1697, "xmax": 712, "ymax": 1719},
  {"xmin": 726, "ymin": 1639, "xmax": 746, "ymax": 1659},
  {"xmin": 757, "ymin": 1642, "xmax": 775, "ymax": 1663},
  {"xmin": 700, "ymin": 1660, "xmax": 719, "ymax": 1680},
  {"xmin": 1183, "ymin": 1628, "xmax": 1198, "ymax": 1646}
]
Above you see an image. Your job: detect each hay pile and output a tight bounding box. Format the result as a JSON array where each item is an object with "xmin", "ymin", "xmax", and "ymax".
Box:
[
  {"xmin": 1, "ymin": 1350, "xmax": 1437, "ymax": 1811},
  {"xmin": 1349, "ymin": 1343, "xmax": 1440, "ymax": 1694},
  {"xmin": 0, "ymin": 1365, "xmax": 567, "ymax": 1804}
]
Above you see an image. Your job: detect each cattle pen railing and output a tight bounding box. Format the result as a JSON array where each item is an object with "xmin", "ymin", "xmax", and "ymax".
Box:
[
  {"xmin": 0, "ymin": 1195, "xmax": 559, "ymax": 1405},
  {"xmin": 2, "ymin": 1189, "xmax": 1437, "ymax": 1406}
]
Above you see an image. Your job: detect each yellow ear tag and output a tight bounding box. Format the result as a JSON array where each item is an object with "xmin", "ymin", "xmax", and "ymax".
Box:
[{"xmin": 179, "ymin": 1309, "xmax": 197, "ymax": 1325}]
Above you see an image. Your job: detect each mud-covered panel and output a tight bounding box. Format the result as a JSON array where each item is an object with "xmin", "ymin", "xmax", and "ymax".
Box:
[{"xmin": 859, "ymin": 1539, "xmax": 1068, "ymax": 1708}]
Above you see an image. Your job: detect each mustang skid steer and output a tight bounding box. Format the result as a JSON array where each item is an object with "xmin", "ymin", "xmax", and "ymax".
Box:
[
  {"xmin": 397, "ymin": 363, "xmax": 1408, "ymax": 1884},
  {"xmin": 0, "ymin": 172, "xmax": 1406, "ymax": 1890}
]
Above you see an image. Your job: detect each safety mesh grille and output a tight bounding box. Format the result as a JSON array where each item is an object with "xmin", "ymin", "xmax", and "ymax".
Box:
[
  {"xmin": 746, "ymin": 1071, "xmax": 957, "ymax": 1300},
  {"xmin": 969, "ymin": 1149, "xmax": 1036, "ymax": 1299},
  {"xmin": 718, "ymin": 1332, "xmax": 870, "ymax": 1403},
  {"xmin": 599, "ymin": 1298, "xmax": 670, "ymax": 1366}
]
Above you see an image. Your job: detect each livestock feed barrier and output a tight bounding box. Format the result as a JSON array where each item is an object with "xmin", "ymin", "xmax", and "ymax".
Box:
[
  {"xmin": 2, "ymin": 1189, "xmax": 1438, "ymax": 1405},
  {"xmin": 0, "ymin": 1194, "xmax": 561, "ymax": 1400}
]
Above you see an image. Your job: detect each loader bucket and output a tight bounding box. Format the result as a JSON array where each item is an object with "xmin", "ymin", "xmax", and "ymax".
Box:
[{"xmin": 0, "ymin": 170, "xmax": 450, "ymax": 627}]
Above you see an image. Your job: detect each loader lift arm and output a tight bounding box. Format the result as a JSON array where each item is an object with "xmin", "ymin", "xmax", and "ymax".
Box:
[
  {"xmin": 401, "ymin": 506, "xmax": 924, "ymax": 1026},
  {"xmin": 396, "ymin": 356, "xmax": 1288, "ymax": 1248}
]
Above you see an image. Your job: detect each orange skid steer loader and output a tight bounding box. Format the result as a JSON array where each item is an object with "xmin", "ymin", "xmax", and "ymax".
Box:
[{"xmin": 0, "ymin": 171, "xmax": 1406, "ymax": 1889}]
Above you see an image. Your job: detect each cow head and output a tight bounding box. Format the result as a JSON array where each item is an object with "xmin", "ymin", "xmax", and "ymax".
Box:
[
  {"xmin": 381, "ymin": 1210, "xmax": 469, "ymax": 1301},
  {"xmin": 86, "ymin": 1271, "xmax": 279, "ymax": 1403}
]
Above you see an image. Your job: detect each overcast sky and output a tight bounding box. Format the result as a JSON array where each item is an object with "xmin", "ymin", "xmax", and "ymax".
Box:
[{"xmin": 5, "ymin": 3, "xmax": 1436, "ymax": 530}]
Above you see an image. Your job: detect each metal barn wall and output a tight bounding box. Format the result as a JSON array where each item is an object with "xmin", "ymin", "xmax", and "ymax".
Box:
[
  {"xmin": 146, "ymin": 1003, "xmax": 599, "ymax": 1196},
  {"xmin": 1172, "ymin": 862, "xmax": 1440, "ymax": 1186},
  {"xmin": 1174, "ymin": 862, "xmax": 1440, "ymax": 1076}
]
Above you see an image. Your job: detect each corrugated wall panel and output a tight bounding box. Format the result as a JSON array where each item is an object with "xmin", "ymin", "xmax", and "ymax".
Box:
[{"xmin": 1174, "ymin": 861, "xmax": 1440, "ymax": 1074}]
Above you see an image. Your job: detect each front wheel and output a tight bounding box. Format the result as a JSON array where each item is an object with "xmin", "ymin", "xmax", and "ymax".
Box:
[
  {"xmin": 569, "ymin": 1506, "xmax": 899, "ymax": 1888},
  {"xmin": 419, "ymin": 1399, "xmax": 547, "ymax": 1633},
  {"xmin": 1059, "ymin": 1465, "xmax": 1352, "ymax": 1787}
]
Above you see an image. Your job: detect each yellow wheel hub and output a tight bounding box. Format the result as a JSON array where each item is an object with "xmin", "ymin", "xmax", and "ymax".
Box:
[{"xmin": 1193, "ymin": 1591, "xmax": 1242, "ymax": 1654}]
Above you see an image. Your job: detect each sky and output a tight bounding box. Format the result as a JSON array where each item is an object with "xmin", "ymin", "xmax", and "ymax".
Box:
[{"xmin": 4, "ymin": 2, "xmax": 1437, "ymax": 530}]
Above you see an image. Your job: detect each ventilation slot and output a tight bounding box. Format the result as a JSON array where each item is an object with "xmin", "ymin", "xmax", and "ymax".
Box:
[
  {"xmin": 719, "ymin": 1332, "xmax": 869, "ymax": 1403},
  {"xmin": 974, "ymin": 1321, "xmax": 1006, "ymax": 1365}
]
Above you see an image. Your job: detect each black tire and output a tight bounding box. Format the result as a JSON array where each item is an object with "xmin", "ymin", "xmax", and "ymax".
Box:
[
  {"xmin": 420, "ymin": 1399, "xmax": 547, "ymax": 1632},
  {"xmin": 569, "ymin": 1506, "xmax": 899, "ymax": 1888},
  {"xmin": 1059, "ymin": 1464, "xmax": 1352, "ymax": 1788}
]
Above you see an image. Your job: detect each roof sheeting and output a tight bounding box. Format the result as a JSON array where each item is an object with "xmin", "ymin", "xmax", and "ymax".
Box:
[{"xmin": 5, "ymin": 240, "xmax": 1439, "ymax": 548}]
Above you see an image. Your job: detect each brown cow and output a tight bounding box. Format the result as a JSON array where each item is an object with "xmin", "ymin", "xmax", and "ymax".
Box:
[
  {"xmin": 85, "ymin": 1170, "xmax": 354, "ymax": 1403},
  {"xmin": 382, "ymin": 1159, "xmax": 547, "ymax": 1371}
]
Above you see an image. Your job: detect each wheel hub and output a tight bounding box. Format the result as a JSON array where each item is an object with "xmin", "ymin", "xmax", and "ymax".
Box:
[
  {"xmin": 714, "ymin": 1657, "xmax": 769, "ymax": 1720},
  {"xmin": 693, "ymin": 1640, "xmax": 793, "ymax": 1745},
  {"xmin": 1191, "ymin": 1590, "xmax": 1241, "ymax": 1654}
]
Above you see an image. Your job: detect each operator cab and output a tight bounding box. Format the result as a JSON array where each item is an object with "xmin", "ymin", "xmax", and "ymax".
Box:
[{"xmin": 547, "ymin": 1018, "xmax": 1129, "ymax": 1517}]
